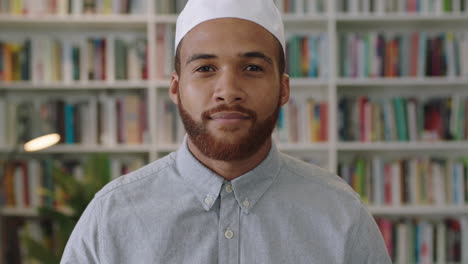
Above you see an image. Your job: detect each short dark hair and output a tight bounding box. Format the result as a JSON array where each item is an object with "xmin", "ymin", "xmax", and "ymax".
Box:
[{"xmin": 174, "ymin": 38, "xmax": 286, "ymax": 76}]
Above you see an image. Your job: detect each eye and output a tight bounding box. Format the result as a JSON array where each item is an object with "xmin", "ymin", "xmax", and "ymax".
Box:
[
  {"xmin": 195, "ymin": 65, "xmax": 215, "ymax": 72},
  {"xmin": 245, "ymin": 65, "xmax": 263, "ymax": 72}
]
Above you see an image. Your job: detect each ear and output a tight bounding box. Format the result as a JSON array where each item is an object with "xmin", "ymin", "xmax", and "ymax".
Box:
[
  {"xmin": 169, "ymin": 72, "xmax": 179, "ymax": 105},
  {"xmin": 279, "ymin": 73, "xmax": 290, "ymax": 106}
]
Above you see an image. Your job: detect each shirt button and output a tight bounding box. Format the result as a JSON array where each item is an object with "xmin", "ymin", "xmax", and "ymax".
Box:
[
  {"xmin": 225, "ymin": 229, "xmax": 234, "ymax": 239},
  {"xmin": 242, "ymin": 199, "xmax": 250, "ymax": 208},
  {"xmin": 225, "ymin": 184, "xmax": 233, "ymax": 193},
  {"xmin": 204, "ymin": 196, "xmax": 213, "ymax": 205}
]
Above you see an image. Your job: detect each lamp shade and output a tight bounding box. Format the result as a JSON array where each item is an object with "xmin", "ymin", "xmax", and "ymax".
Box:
[
  {"xmin": 24, "ymin": 133, "xmax": 61, "ymax": 152},
  {"xmin": 15, "ymin": 102, "xmax": 61, "ymax": 152}
]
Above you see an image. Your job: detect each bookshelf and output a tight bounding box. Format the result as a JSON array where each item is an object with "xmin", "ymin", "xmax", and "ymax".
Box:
[{"xmin": 1, "ymin": 0, "xmax": 468, "ymax": 262}]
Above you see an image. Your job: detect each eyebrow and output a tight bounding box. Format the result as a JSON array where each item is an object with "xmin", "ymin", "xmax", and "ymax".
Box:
[
  {"xmin": 241, "ymin": 51, "xmax": 273, "ymax": 66},
  {"xmin": 186, "ymin": 54, "xmax": 217, "ymax": 66},
  {"xmin": 185, "ymin": 51, "xmax": 274, "ymax": 66}
]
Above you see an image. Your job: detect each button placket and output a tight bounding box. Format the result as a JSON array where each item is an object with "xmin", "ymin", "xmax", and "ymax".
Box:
[{"xmin": 218, "ymin": 183, "xmax": 240, "ymax": 264}]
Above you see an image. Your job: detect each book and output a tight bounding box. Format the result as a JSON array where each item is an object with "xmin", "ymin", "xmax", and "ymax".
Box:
[
  {"xmin": 275, "ymin": 96, "xmax": 328, "ymax": 144},
  {"xmin": 0, "ymin": 39, "xmax": 31, "ymax": 82},
  {"xmin": 0, "ymin": 97, "xmax": 5, "ymax": 147},
  {"xmin": 114, "ymin": 35, "xmax": 147, "ymax": 81},
  {"xmin": 286, "ymin": 33, "xmax": 329, "ymax": 79}
]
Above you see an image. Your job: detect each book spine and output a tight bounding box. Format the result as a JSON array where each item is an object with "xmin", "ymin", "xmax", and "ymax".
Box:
[
  {"xmin": 14, "ymin": 165, "xmax": 25, "ymax": 208},
  {"xmin": 372, "ymin": 157, "xmax": 383, "ymax": 205},
  {"xmin": 28, "ymin": 160, "xmax": 41, "ymax": 208},
  {"xmin": 65, "ymin": 102, "xmax": 75, "ymax": 144},
  {"xmin": 0, "ymin": 98, "xmax": 5, "ymax": 147}
]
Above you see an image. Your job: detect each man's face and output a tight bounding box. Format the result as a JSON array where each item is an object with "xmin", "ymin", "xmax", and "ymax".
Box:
[{"xmin": 169, "ymin": 18, "xmax": 289, "ymax": 161}]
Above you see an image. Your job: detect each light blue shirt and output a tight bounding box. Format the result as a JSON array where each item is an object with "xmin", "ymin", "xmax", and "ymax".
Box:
[{"xmin": 61, "ymin": 138, "xmax": 391, "ymax": 263}]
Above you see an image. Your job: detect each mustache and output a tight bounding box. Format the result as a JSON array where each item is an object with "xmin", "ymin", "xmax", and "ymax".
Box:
[{"xmin": 202, "ymin": 105, "xmax": 257, "ymax": 120}]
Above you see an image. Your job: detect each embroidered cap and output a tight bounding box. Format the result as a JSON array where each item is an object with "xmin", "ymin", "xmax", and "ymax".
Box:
[{"xmin": 175, "ymin": 0, "xmax": 285, "ymax": 53}]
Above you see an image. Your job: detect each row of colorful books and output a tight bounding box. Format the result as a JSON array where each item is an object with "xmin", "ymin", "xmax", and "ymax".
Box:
[
  {"xmin": 287, "ymin": 33, "xmax": 329, "ymax": 79},
  {"xmin": 376, "ymin": 218, "xmax": 463, "ymax": 263},
  {"xmin": 0, "ymin": 93, "xmax": 149, "ymax": 147},
  {"xmin": 0, "ymin": 0, "xmax": 146, "ymax": 15},
  {"xmin": 0, "ymin": 39, "xmax": 30, "ymax": 82},
  {"xmin": 1, "ymin": 96, "xmax": 97, "ymax": 146},
  {"xmin": 339, "ymin": 31, "xmax": 468, "ymax": 79},
  {"xmin": 114, "ymin": 36, "xmax": 148, "ymax": 81},
  {"xmin": 338, "ymin": 0, "xmax": 468, "ymax": 14},
  {"xmin": 276, "ymin": 96, "xmax": 328, "ymax": 143},
  {"xmin": 338, "ymin": 156, "xmax": 468, "ymax": 206},
  {"xmin": 338, "ymin": 96, "xmax": 468, "ymax": 142},
  {"xmin": 0, "ymin": 156, "xmax": 145, "ymax": 209},
  {"xmin": 274, "ymin": 0, "xmax": 327, "ymax": 14},
  {"xmin": 0, "ymin": 35, "xmax": 148, "ymax": 83}
]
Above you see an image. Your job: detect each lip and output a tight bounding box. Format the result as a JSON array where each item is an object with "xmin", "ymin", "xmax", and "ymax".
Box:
[{"xmin": 210, "ymin": 112, "xmax": 251, "ymax": 120}]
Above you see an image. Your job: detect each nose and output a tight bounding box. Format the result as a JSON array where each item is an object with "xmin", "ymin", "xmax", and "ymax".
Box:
[{"xmin": 213, "ymin": 70, "xmax": 246, "ymax": 104}]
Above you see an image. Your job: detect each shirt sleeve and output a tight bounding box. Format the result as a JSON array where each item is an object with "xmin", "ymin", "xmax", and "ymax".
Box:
[
  {"xmin": 345, "ymin": 204, "xmax": 392, "ymax": 264},
  {"xmin": 60, "ymin": 197, "xmax": 101, "ymax": 264}
]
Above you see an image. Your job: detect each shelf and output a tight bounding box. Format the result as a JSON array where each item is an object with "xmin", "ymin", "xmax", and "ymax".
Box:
[
  {"xmin": 156, "ymin": 144, "xmax": 180, "ymax": 153},
  {"xmin": 0, "ymin": 207, "xmax": 74, "ymax": 217},
  {"xmin": 0, "ymin": 81, "xmax": 149, "ymax": 90},
  {"xmin": 369, "ymin": 205, "xmax": 468, "ymax": 217},
  {"xmin": 338, "ymin": 141, "xmax": 468, "ymax": 151},
  {"xmin": 155, "ymin": 80, "xmax": 172, "ymax": 88},
  {"xmin": 0, "ymin": 207, "xmax": 38, "ymax": 217},
  {"xmin": 154, "ymin": 14, "xmax": 178, "ymax": 23},
  {"xmin": 337, "ymin": 77, "xmax": 468, "ymax": 87},
  {"xmin": 337, "ymin": 13, "xmax": 468, "ymax": 23},
  {"xmin": 290, "ymin": 78, "xmax": 328, "ymax": 87},
  {"xmin": 152, "ymin": 14, "xmax": 330, "ymax": 24},
  {"xmin": 283, "ymin": 14, "xmax": 328, "ymax": 23},
  {"xmin": 0, "ymin": 14, "xmax": 148, "ymax": 29},
  {"xmin": 0, "ymin": 145, "xmax": 152, "ymax": 154},
  {"xmin": 278, "ymin": 142, "xmax": 329, "ymax": 151}
]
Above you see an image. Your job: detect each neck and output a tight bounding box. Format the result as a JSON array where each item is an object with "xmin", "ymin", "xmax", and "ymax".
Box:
[{"xmin": 187, "ymin": 138, "xmax": 272, "ymax": 181}]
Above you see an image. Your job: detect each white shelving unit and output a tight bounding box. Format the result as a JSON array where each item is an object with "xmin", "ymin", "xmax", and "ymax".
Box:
[{"xmin": 1, "ymin": 0, "xmax": 467, "ymax": 262}]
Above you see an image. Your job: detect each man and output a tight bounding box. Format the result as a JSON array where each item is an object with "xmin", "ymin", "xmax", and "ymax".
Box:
[{"xmin": 61, "ymin": 0, "xmax": 391, "ymax": 263}]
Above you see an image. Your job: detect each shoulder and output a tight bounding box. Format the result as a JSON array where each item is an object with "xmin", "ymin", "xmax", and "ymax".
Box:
[
  {"xmin": 94, "ymin": 152, "xmax": 177, "ymax": 199},
  {"xmin": 281, "ymin": 154, "xmax": 360, "ymax": 202},
  {"xmin": 273, "ymin": 153, "xmax": 374, "ymax": 233}
]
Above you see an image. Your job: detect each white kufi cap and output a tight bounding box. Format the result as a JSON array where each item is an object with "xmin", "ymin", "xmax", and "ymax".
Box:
[{"xmin": 175, "ymin": 0, "xmax": 285, "ymax": 53}]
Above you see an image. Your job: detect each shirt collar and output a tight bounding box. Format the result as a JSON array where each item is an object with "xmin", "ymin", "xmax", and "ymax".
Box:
[
  {"xmin": 230, "ymin": 141, "xmax": 282, "ymax": 214},
  {"xmin": 176, "ymin": 136, "xmax": 224, "ymax": 211},
  {"xmin": 176, "ymin": 135, "xmax": 282, "ymax": 213}
]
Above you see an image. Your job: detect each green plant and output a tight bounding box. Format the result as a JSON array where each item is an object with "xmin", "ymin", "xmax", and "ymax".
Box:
[{"xmin": 22, "ymin": 153, "xmax": 111, "ymax": 264}]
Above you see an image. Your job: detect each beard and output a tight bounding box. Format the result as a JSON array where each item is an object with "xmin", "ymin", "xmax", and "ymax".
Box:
[{"xmin": 177, "ymin": 94, "xmax": 281, "ymax": 161}]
